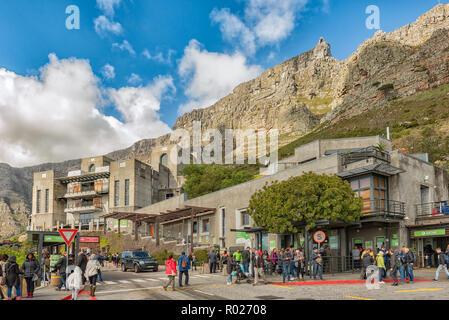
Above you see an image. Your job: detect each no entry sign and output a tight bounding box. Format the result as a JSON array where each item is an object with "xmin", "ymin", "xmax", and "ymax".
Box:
[
  {"xmin": 58, "ymin": 229, "xmax": 78, "ymax": 246},
  {"xmin": 313, "ymin": 231, "xmax": 326, "ymax": 243}
]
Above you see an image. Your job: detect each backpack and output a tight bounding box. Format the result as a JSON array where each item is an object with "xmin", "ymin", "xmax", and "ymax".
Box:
[
  {"xmin": 181, "ymin": 256, "xmax": 188, "ymax": 268},
  {"xmin": 395, "ymin": 254, "xmax": 401, "ymax": 267},
  {"xmin": 408, "ymin": 251, "xmax": 416, "ymax": 263}
]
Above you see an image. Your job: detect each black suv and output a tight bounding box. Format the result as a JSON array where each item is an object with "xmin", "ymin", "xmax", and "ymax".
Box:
[{"xmin": 121, "ymin": 250, "xmax": 158, "ymax": 273}]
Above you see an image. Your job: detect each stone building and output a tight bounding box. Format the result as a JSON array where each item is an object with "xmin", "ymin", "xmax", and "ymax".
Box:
[
  {"xmin": 30, "ymin": 148, "xmax": 182, "ymax": 232},
  {"xmin": 118, "ymin": 135, "xmax": 449, "ymax": 265}
]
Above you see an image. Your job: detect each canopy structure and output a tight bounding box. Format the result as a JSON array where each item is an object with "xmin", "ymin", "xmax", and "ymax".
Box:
[
  {"xmin": 101, "ymin": 206, "xmax": 215, "ymax": 245},
  {"xmin": 338, "ymin": 163, "xmax": 405, "ymax": 179}
]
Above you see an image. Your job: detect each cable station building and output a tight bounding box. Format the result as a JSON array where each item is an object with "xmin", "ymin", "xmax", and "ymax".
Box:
[{"xmin": 29, "ymin": 135, "xmax": 449, "ymax": 267}]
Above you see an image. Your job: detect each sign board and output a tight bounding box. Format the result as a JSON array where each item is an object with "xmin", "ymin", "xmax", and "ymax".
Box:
[
  {"xmin": 50, "ymin": 255, "xmax": 61, "ymax": 268},
  {"xmin": 391, "ymin": 239, "xmax": 399, "ymax": 247},
  {"xmin": 365, "ymin": 241, "xmax": 373, "ymax": 249},
  {"xmin": 58, "ymin": 229, "xmax": 78, "ymax": 246},
  {"xmin": 329, "ymin": 236, "xmax": 338, "ymax": 250},
  {"xmin": 44, "ymin": 235, "xmax": 64, "ymax": 243},
  {"xmin": 79, "ymin": 236, "xmax": 99, "ymax": 243},
  {"xmin": 313, "ymin": 231, "xmax": 326, "ymax": 243},
  {"xmin": 414, "ymin": 229, "xmax": 446, "ymax": 237}
]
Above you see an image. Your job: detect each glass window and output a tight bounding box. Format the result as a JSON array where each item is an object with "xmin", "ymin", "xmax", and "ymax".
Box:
[
  {"xmin": 193, "ymin": 221, "xmax": 198, "ymax": 234},
  {"xmin": 124, "ymin": 179, "xmax": 130, "ymax": 206},
  {"xmin": 359, "ymin": 176, "xmax": 371, "ymax": 189},
  {"xmin": 202, "ymin": 219, "xmax": 210, "ymax": 233},
  {"xmin": 114, "ymin": 180, "xmax": 120, "ymax": 206},
  {"xmin": 45, "ymin": 189, "xmax": 49, "ymax": 213},
  {"xmin": 36, "ymin": 190, "xmax": 41, "ymax": 213},
  {"xmin": 241, "ymin": 210, "xmax": 250, "ymax": 226}
]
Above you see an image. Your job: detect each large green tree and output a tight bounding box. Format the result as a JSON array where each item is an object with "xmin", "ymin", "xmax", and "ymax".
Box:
[
  {"xmin": 181, "ymin": 164, "xmax": 258, "ymax": 199},
  {"xmin": 248, "ymin": 172, "xmax": 363, "ymax": 233}
]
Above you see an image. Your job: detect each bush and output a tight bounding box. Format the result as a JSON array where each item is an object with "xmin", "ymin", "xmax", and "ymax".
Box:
[
  {"xmin": 152, "ymin": 250, "xmax": 179, "ymax": 265},
  {"xmin": 378, "ymin": 83, "xmax": 394, "ymax": 91},
  {"xmin": 193, "ymin": 249, "xmax": 209, "ymax": 263}
]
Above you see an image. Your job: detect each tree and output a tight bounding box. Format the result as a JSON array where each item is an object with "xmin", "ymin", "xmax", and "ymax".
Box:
[
  {"xmin": 181, "ymin": 164, "xmax": 257, "ymax": 199},
  {"xmin": 248, "ymin": 172, "xmax": 363, "ymax": 233}
]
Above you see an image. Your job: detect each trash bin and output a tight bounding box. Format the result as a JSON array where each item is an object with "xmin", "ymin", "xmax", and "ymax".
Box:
[{"xmin": 50, "ymin": 273, "xmax": 60, "ymax": 287}]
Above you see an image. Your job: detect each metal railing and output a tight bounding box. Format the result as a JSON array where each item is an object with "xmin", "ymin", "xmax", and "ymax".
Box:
[
  {"xmin": 416, "ymin": 201, "xmax": 449, "ymax": 218},
  {"xmin": 341, "ymin": 147, "xmax": 391, "ymax": 166},
  {"xmin": 362, "ymin": 199, "xmax": 406, "ymax": 219}
]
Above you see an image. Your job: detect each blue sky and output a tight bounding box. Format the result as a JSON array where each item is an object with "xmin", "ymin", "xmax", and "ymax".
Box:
[{"xmin": 0, "ymin": 0, "xmax": 445, "ymax": 166}]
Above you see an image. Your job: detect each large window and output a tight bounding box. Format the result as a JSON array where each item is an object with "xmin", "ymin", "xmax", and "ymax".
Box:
[
  {"xmin": 114, "ymin": 180, "xmax": 120, "ymax": 206},
  {"xmin": 241, "ymin": 210, "xmax": 250, "ymax": 226},
  {"xmin": 124, "ymin": 179, "xmax": 130, "ymax": 206},
  {"xmin": 36, "ymin": 190, "xmax": 41, "ymax": 213},
  {"xmin": 202, "ymin": 218, "xmax": 210, "ymax": 233},
  {"xmin": 349, "ymin": 174, "xmax": 388, "ymax": 215},
  {"xmin": 45, "ymin": 189, "xmax": 49, "ymax": 213}
]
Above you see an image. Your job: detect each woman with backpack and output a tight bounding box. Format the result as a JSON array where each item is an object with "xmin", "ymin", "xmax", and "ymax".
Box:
[
  {"xmin": 5, "ymin": 256, "xmax": 22, "ymax": 300},
  {"xmin": 22, "ymin": 252, "xmax": 40, "ymax": 298}
]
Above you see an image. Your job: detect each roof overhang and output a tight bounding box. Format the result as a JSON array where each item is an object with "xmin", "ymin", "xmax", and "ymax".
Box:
[
  {"xmin": 56, "ymin": 172, "xmax": 110, "ymax": 184},
  {"xmin": 338, "ymin": 163, "xmax": 405, "ymax": 179}
]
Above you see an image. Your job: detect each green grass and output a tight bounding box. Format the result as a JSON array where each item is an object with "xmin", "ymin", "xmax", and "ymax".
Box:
[
  {"xmin": 278, "ymin": 84, "xmax": 449, "ymax": 164},
  {"xmin": 297, "ymin": 96, "xmax": 334, "ymax": 115}
]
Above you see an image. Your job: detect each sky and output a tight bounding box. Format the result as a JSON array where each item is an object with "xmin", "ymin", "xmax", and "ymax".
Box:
[{"xmin": 0, "ymin": 0, "xmax": 445, "ymax": 167}]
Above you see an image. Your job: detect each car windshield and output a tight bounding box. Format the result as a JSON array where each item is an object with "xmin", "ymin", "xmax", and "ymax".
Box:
[{"xmin": 133, "ymin": 252, "xmax": 150, "ymax": 258}]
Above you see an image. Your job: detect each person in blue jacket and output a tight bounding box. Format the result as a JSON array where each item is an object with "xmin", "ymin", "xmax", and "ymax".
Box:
[{"xmin": 178, "ymin": 252, "xmax": 190, "ymax": 287}]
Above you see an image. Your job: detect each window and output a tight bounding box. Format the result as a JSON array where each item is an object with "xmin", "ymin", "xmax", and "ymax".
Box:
[
  {"xmin": 221, "ymin": 208, "xmax": 226, "ymax": 237},
  {"xmin": 45, "ymin": 189, "xmax": 49, "ymax": 213},
  {"xmin": 93, "ymin": 197, "xmax": 102, "ymax": 209},
  {"xmin": 349, "ymin": 174, "xmax": 388, "ymax": 215},
  {"xmin": 193, "ymin": 221, "xmax": 198, "ymax": 234},
  {"xmin": 94, "ymin": 180, "xmax": 103, "ymax": 192},
  {"xmin": 124, "ymin": 179, "xmax": 130, "ymax": 206},
  {"xmin": 165, "ymin": 193, "xmax": 174, "ymax": 200},
  {"xmin": 89, "ymin": 164, "xmax": 96, "ymax": 172},
  {"xmin": 36, "ymin": 190, "xmax": 41, "ymax": 213},
  {"xmin": 202, "ymin": 219, "xmax": 210, "ymax": 233},
  {"xmin": 80, "ymin": 213, "xmax": 94, "ymax": 225},
  {"xmin": 73, "ymin": 183, "xmax": 81, "ymax": 193},
  {"xmin": 114, "ymin": 180, "xmax": 120, "ymax": 206},
  {"xmin": 241, "ymin": 210, "xmax": 250, "ymax": 226},
  {"xmin": 160, "ymin": 153, "xmax": 168, "ymax": 167}
]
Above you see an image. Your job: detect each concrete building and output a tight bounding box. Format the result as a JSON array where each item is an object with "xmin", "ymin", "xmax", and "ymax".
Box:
[
  {"xmin": 119, "ymin": 136, "xmax": 449, "ymax": 265},
  {"xmin": 30, "ymin": 153, "xmax": 182, "ymax": 232}
]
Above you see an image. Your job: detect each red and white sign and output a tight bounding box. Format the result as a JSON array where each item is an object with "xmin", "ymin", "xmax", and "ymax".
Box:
[
  {"xmin": 58, "ymin": 229, "xmax": 78, "ymax": 246},
  {"xmin": 80, "ymin": 236, "xmax": 99, "ymax": 243},
  {"xmin": 313, "ymin": 231, "xmax": 326, "ymax": 243}
]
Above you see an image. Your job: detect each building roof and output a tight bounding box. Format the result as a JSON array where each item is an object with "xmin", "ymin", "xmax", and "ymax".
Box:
[
  {"xmin": 55, "ymin": 171, "xmax": 110, "ymax": 184},
  {"xmin": 338, "ymin": 163, "xmax": 405, "ymax": 179}
]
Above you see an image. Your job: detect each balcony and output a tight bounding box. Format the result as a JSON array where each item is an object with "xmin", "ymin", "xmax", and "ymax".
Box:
[
  {"xmin": 416, "ymin": 201, "xmax": 449, "ymax": 219},
  {"xmin": 361, "ymin": 199, "xmax": 406, "ymax": 220},
  {"xmin": 339, "ymin": 147, "xmax": 391, "ymax": 166},
  {"xmin": 63, "ymin": 186, "xmax": 109, "ymax": 199},
  {"xmin": 65, "ymin": 203, "xmax": 104, "ymax": 213}
]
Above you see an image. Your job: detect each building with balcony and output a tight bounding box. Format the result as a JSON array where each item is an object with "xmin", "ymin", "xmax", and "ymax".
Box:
[
  {"xmin": 30, "ymin": 151, "xmax": 182, "ymax": 232},
  {"xmin": 119, "ymin": 136, "xmax": 448, "ymax": 259}
]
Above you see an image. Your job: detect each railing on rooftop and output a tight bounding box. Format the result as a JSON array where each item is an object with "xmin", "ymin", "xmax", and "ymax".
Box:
[
  {"xmin": 416, "ymin": 201, "xmax": 449, "ymax": 218},
  {"xmin": 340, "ymin": 147, "xmax": 390, "ymax": 166},
  {"xmin": 362, "ymin": 199, "xmax": 405, "ymax": 219}
]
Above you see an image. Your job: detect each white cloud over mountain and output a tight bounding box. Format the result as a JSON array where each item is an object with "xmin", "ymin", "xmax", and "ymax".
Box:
[
  {"xmin": 211, "ymin": 0, "xmax": 308, "ymax": 55},
  {"xmin": 177, "ymin": 39, "xmax": 262, "ymax": 115},
  {"xmin": 0, "ymin": 54, "xmax": 172, "ymax": 167}
]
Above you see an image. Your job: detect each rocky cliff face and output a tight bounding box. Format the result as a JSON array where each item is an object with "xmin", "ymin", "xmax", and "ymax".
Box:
[{"xmin": 2, "ymin": 4, "xmax": 449, "ymax": 238}]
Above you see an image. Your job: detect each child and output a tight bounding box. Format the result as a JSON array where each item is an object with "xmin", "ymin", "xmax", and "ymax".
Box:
[{"xmin": 67, "ymin": 266, "xmax": 83, "ymax": 300}]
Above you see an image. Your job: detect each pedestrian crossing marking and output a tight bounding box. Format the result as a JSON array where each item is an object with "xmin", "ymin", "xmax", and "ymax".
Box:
[
  {"xmin": 132, "ymin": 279, "xmax": 147, "ymax": 283},
  {"xmin": 394, "ymin": 288, "xmax": 443, "ymax": 293},
  {"xmin": 269, "ymin": 284, "xmax": 293, "ymax": 289},
  {"xmin": 344, "ymin": 296, "xmax": 375, "ymax": 300},
  {"xmin": 104, "ymin": 281, "xmax": 115, "ymax": 285},
  {"xmin": 145, "ymin": 278, "xmax": 159, "ymax": 282},
  {"xmin": 118, "ymin": 280, "xmax": 131, "ymax": 284}
]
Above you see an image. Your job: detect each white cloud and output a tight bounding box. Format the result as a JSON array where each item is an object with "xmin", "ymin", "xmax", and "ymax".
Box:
[
  {"xmin": 94, "ymin": 0, "xmax": 123, "ymax": 36},
  {"xmin": 211, "ymin": 0, "xmax": 307, "ymax": 55},
  {"xmin": 101, "ymin": 64, "xmax": 115, "ymax": 80},
  {"xmin": 178, "ymin": 39, "xmax": 262, "ymax": 115},
  {"xmin": 142, "ymin": 49, "xmax": 176, "ymax": 65},
  {"xmin": 96, "ymin": 0, "xmax": 121, "ymax": 18},
  {"xmin": 0, "ymin": 54, "xmax": 172, "ymax": 167},
  {"xmin": 94, "ymin": 15, "xmax": 123, "ymax": 36},
  {"xmin": 112, "ymin": 40, "xmax": 136, "ymax": 55},
  {"xmin": 127, "ymin": 73, "xmax": 142, "ymax": 85}
]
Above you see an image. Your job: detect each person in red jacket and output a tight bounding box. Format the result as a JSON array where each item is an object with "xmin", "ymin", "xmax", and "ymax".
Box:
[{"xmin": 163, "ymin": 255, "xmax": 177, "ymax": 291}]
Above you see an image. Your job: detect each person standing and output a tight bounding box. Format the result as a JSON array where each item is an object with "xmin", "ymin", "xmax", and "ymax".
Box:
[
  {"xmin": 226, "ymin": 255, "xmax": 234, "ymax": 285},
  {"xmin": 41, "ymin": 251, "xmax": 51, "ymax": 286},
  {"xmin": 389, "ymin": 249, "xmax": 400, "ymax": 286},
  {"xmin": 312, "ymin": 248, "xmax": 323, "ymax": 281},
  {"xmin": 289, "ymin": 247, "xmax": 297, "ymax": 280},
  {"xmin": 221, "ymin": 251, "xmax": 229, "ymax": 275},
  {"xmin": 401, "ymin": 247, "xmax": 415, "ymax": 284},
  {"xmin": 360, "ymin": 248, "xmax": 374, "ymax": 280},
  {"xmin": 207, "ymin": 250, "xmax": 217, "ymax": 274},
  {"xmin": 281, "ymin": 249, "xmax": 291, "ymax": 283},
  {"xmin": 424, "ymin": 244, "xmax": 434, "ymax": 268},
  {"xmin": 163, "ymin": 255, "xmax": 177, "ymax": 291},
  {"xmin": 54, "ymin": 253, "xmax": 74, "ymax": 291},
  {"xmin": 22, "ymin": 252, "xmax": 40, "ymax": 299},
  {"xmin": 178, "ymin": 252, "xmax": 190, "ymax": 287},
  {"xmin": 241, "ymin": 247, "xmax": 250, "ymax": 274},
  {"xmin": 188, "ymin": 252, "xmax": 194, "ymax": 270},
  {"xmin": 269, "ymin": 249, "xmax": 277, "ymax": 275},
  {"xmin": 216, "ymin": 250, "xmax": 221, "ymax": 272},
  {"xmin": 352, "ymin": 246, "xmax": 361, "ymax": 270},
  {"xmin": 376, "ymin": 251, "xmax": 386, "ymax": 284},
  {"xmin": 253, "ymin": 251, "xmax": 267, "ymax": 286},
  {"xmin": 5, "ymin": 256, "xmax": 22, "ymax": 300},
  {"xmin": 67, "ymin": 266, "xmax": 83, "ymax": 300},
  {"xmin": 0, "ymin": 254, "xmax": 8, "ymax": 300},
  {"xmin": 95, "ymin": 253, "xmax": 104, "ymax": 283},
  {"xmin": 433, "ymin": 248, "xmax": 449, "ymax": 281},
  {"xmin": 77, "ymin": 251, "xmax": 88, "ymax": 285},
  {"xmin": 86, "ymin": 254, "xmax": 101, "ymax": 297},
  {"xmin": 233, "ymin": 249, "xmax": 242, "ymax": 264}
]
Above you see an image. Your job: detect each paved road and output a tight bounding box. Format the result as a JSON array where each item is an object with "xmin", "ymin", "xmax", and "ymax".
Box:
[{"xmin": 33, "ymin": 268, "xmax": 449, "ymax": 300}]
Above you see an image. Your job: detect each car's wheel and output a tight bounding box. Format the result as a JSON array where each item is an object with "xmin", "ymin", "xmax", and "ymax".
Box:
[
  {"xmin": 153, "ymin": 267, "xmax": 158, "ymax": 272},
  {"xmin": 134, "ymin": 264, "xmax": 140, "ymax": 273},
  {"xmin": 121, "ymin": 264, "xmax": 127, "ymax": 272}
]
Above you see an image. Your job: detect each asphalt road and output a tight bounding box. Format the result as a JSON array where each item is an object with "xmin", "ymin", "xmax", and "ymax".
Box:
[{"xmin": 32, "ymin": 267, "xmax": 449, "ymax": 300}]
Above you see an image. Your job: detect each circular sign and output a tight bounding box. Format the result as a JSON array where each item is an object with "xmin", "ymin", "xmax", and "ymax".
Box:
[{"xmin": 313, "ymin": 231, "xmax": 326, "ymax": 243}]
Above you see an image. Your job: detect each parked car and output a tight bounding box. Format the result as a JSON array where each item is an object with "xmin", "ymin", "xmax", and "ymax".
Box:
[{"xmin": 121, "ymin": 250, "xmax": 159, "ymax": 273}]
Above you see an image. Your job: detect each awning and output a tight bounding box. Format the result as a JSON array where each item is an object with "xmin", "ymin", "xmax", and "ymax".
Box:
[
  {"xmin": 230, "ymin": 227, "xmax": 266, "ymax": 233},
  {"xmin": 56, "ymin": 172, "xmax": 110, "ymax": 184},
  {"xmin": 338, "ymin": 163, "xmax": 405, "ymax": 179}
]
